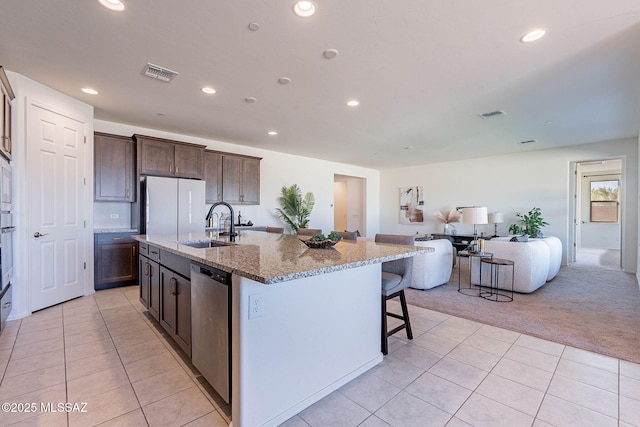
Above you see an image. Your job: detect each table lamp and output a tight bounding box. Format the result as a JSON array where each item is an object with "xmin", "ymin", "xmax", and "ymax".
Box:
[
  {"xmin": 488, "ymin": 212, "xmax": 504, "ymax": 237},
  {"xmin": 462, "ymin": 207, "xmax": 488, "ymax": 253}
]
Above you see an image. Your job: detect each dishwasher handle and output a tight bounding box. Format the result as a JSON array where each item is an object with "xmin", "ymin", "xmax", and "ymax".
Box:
[{"xmin": 199, "ymin": 266, "xmax": 229, "ymax": 286}]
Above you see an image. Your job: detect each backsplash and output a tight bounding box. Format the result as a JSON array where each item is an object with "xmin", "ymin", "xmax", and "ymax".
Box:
[{"xmin": 94, "ymin": 202, "xmax": 132, "ymax": 229}]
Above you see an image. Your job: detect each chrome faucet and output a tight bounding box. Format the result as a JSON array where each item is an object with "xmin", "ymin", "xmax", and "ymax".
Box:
[{"xmin": 206, "ymin": 201, "xmax": 237, "ymax": 241}]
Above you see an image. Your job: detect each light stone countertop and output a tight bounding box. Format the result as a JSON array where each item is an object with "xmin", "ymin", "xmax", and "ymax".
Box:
[{"xmin": 133, "ymin": 230, "xmax": 431, "ymax": 284}]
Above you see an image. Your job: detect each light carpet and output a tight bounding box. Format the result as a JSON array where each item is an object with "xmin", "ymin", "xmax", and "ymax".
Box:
[{"xmin": 405, "ymin": 259, "xmax": 640, "ymax": 364}]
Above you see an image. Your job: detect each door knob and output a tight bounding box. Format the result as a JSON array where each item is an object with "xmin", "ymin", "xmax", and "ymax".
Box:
[{"xmin": 33, "ymin": 232, "xmax": 48, "ymax": 238}]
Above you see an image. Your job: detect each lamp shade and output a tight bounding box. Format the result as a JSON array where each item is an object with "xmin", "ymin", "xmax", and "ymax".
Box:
[
  {"xmin": 462, "ymin": 207, "xmax": 488, "ymax": 225},
  {"xmin": 488, "ymin": 212, "xmax": 504, "ymax": 224}
]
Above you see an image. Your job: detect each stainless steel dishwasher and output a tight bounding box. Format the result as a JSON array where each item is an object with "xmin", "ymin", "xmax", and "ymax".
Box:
[{"xmin": 190, "ymin": 263, "xmax": 231, "ymax": 403}]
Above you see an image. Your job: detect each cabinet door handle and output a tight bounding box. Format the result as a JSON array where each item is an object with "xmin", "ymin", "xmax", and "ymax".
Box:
[
  {"xmin": 112, "ymin": 237, "xmax": 123, "ymax": 240},
  {"xmin": 126, "ymin": 188, "xmax": 130, "ymax": 198},
  {"xmin": 170, "ymin": 277, "xmax": 178, "ymax": 295},
  {"xmin": 144, "ymin": 262, "xmax": 150, "ymax": 277},
  {"xmin": 132, "ymin": 246, "xmax": 136, "ymax": 257},
  {"xmin": 169, "ymin": 162, "xmax": 173, "ymax": 174}
]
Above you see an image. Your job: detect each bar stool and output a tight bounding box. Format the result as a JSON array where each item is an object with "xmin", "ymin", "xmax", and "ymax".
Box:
[
  {"xmin": 480, "ymin": 258, "xmax": 514, "ymax": 302},
  {"xmin": 375, "ymin": 234, "xmax": 414, "ymax": 355}
]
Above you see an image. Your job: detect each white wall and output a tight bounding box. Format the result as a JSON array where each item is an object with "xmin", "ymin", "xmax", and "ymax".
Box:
[
  {"xmin": 7, "ymin": 71, "xmax": 94, "ymax": 319},
  {"xmin": 94, "ymin": 120, "xmax": 381, "ymax": 237},
  {"xmin": 380, "ymin": 137, "xmax": 638, "ymax": 273}
]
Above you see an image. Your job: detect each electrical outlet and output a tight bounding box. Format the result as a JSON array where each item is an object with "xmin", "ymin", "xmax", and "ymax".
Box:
[
  {"xmin": 248, "ymin": 293, "xmax": 264, "ymax": 319},
  {"xmin": 110, "ymin": 214, "xmax": 119, "ymax": 219}
]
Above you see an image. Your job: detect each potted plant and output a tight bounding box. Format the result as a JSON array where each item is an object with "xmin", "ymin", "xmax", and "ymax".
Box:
[
  {"xmin": 508, "ymin": 207, "xmax": 548, "ymax": 238},
  {"xmin": 275, "ymin": 184, "xmax": 315, "ymax": 233}
]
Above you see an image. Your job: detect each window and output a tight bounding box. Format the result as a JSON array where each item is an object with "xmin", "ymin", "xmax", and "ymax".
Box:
[{"xmin": 590, "ymin": 180, "xmax": 619, "ymax": 222}]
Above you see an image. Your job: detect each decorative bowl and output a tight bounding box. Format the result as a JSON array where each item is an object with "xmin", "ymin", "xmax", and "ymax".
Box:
[{"xmin": 300, "ymin": 238, "xmax": 341, "ymax": 249}]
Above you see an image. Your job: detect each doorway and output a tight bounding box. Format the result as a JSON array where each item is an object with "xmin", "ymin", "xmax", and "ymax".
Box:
[
  {"xmin": 333, "ymin": 175, "xmax": 365, "ymax": 236},
  {"xmin": 572, "ymin": 159, "xmax": 622, "ymax": 269}
]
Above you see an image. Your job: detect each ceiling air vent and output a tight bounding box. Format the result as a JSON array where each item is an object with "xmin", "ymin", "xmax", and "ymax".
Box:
[
  {"xmin": 518, "ymin": 139, "xmax": 537, "ymax": 145},
  {"xmin": 478, "ymin": 110, "xmax": 507, "ymax": 119},
  {"xmin": 142, "ymin": 63, "xmax": 179, "ymax": 82}
]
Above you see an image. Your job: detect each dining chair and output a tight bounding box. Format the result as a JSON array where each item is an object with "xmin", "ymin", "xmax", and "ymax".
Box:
[
  {"xmin": 375, "ymin": 233, "xmax": 415, "ymax": 355},
  {"xmin": 297, "ymin": 228, "xmax": 322, "ymax": 236},
  {"xmin": 331, "ymin": 230, "xmax": 358, "ymax": 240}
]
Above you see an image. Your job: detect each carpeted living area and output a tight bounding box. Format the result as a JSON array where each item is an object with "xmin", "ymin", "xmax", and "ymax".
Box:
[{"xmin": 405, "ymin": 257, "xmax": 640, "ymax": 364}]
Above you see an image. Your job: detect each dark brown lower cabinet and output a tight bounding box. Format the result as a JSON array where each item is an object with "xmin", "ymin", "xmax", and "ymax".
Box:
[
  {"xmin": 95, "ymin": 233, "xmax": 138, "ymax": 290},
  {"xmin": 159, "ymin": 266, "xmax": 191, "ymax": 357},
  {"xmin": 139, "ymin": 255, "xmax": 160, "ymax": 321}
]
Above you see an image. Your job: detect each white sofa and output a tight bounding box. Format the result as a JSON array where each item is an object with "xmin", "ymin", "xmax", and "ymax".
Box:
[
  {"xmin": 411, "ymin": 239, "xmax": 455, "ymax": 290},
  {"xmin": 470, "ymin": 236, "xmax": 562, "ymax": 293}
]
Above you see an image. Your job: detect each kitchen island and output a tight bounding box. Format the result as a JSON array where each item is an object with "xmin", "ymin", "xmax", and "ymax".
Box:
[{"xmin": 133, "ymin": 230, "xmax": 429, "ymax": 427}]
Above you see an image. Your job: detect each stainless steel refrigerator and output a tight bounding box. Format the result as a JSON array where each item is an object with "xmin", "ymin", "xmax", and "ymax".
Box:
[{"xmin": 140, "ymin": 176, "xmax": 206, "ymax": 237}]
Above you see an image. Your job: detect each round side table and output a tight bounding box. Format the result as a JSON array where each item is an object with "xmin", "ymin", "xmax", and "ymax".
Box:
[
  {"xmin": 457, "ymin": 250, "xmax": 493, "ymax": 297},
  {"xmin": 480, "ymin": 257, "xmax": 514, "ymax": 302}
]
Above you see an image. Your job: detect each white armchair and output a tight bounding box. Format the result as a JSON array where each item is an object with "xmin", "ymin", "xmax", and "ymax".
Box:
[
  {"xmin": 470, "ymin": 236, "xmax": 562, "ymax": 293},
  {"xmin": 411, "ymin": 239, "xmax": 454, "ymax": 290}
]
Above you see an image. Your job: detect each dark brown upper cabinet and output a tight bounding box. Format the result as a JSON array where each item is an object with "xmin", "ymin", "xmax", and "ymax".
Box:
[
  {"xmin": 134, "ymin": 134, "xmax": 205, "ymax": 179},
  {"xmin": 204, "ymin": 150, "xmax": 223, "ymax": 203},
  {"xmin": 0, "ymin": 66, "xmax": 15, "ymax": 161},
  {"xmin": 94, "ymin": 132, "xmax": 135, "ymax": 202},
  {"xmin": 222, "ymin": 154, "xmax": 261, "ymax": 205}
]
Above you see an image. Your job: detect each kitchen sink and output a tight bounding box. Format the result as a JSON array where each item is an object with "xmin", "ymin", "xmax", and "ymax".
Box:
[{"xmin": 179, "ymin": 240, "xmax": 230, "ymax": 249}]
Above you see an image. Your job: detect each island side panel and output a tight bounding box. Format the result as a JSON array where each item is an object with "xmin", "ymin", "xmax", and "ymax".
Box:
[{"xmin": 232, "ymin": 264, "xmax": 383, "ymax": 427}]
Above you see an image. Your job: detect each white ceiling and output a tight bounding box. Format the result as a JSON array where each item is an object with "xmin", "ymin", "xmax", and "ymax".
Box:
[{"xmin": 1, "ymin": 0, "xmax": 639, "ymax": 169}]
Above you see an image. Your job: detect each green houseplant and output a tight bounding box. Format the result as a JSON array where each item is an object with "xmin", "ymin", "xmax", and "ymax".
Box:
[
  {"xmin": 508, "ymin": 207, "xmax": 549, "ymax": 238},
  {"xmin": 275, "ymin": 184, "xmax": 315, "ymax": 233}
]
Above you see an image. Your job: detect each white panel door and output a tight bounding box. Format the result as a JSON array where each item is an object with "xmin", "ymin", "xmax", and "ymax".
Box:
[{"xmin": 28, "ymin": 102, "xmax": 86, "ymax": 311}]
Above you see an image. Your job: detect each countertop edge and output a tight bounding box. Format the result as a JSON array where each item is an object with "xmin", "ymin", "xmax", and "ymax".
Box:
[{"xmin": 133, "ymin": 234, "xmax": 430, "ymax": 284}]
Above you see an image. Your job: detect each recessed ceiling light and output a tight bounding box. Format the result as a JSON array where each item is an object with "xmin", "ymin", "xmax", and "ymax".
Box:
[
  {"xmin": 81, "ymin": 88, "xmax": 98, "ymax": 95},
  {"xmin": 245, "ymin": 97, "xmax": 257, "ymax": 103},
  {"xmin": 404, "ymin": 146, "xmax": 414, "ymax": 151},
  {"xmin": 98, "ymin": 0, "xmax": 125, "ymax": 12},
  {"xmin": 346, "ymin": 100, "xmax": 359, "ymax": 107},
  {"xmin": 268, "ymin": 131, "xmax": 278, "ymax": 136},
  {"xmin": 278, "ymin": 77, "xmax": 292, "ymax": 85},
  {"xmin": 201, "ymin": 87, "xmax": 216, "ymax": 94},
  {"xmin": 520, "ymin": 28, "xmax": 547, "ymax": 43},
  {"xmin": 293, "ymin": 1, "xmax": 316, "ymax": 17},
  {"xmin": 248, "ymin": 22, "xmax": 260, "ymax": 31},
  {"xmin": 323, "ymin": 49, "xmax": 339, "ymax": 59}
]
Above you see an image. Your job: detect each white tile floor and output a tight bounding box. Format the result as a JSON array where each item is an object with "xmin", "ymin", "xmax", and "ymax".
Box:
[{"xmin": 0, "ymin": 286, "xmax": 638, "ymax": 426}]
